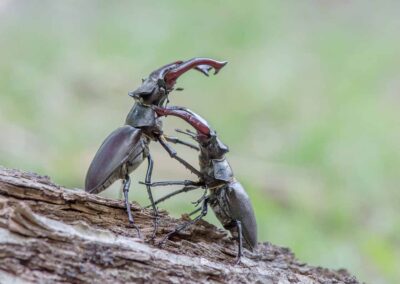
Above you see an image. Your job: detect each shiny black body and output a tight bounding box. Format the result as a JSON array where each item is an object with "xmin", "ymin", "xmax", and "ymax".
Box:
[
  {"xmin": 85, "ymin": 104, "xmax": 161, "ymax": 237},
  {"xmin": 85, "ymin": 125, "xmax": 148, "ymax": 194}
]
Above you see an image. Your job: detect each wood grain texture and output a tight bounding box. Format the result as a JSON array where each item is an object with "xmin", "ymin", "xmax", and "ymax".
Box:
[{"xmin": 0, "ymin": 167, "xmax": 359, "ymax": 284}]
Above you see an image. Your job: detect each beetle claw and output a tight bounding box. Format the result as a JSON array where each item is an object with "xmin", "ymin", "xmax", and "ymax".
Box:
[
  {"xmin": 158, "ymin": 236, "xmax": 169, "ymax": 248},
  {"xmin": 234, "ymin": 256, "xmax": 242, "ymax": 265},
  {"xmin": 127, "ymin": 221, "xmax": 142, "ymax": 239},
  {"xmin": 191, "ymin": 188, "xmax": 208, "ymax": 207},
  {"xmin": 149, "ymin": 212, "xmax": 159, "ymax": 240}
]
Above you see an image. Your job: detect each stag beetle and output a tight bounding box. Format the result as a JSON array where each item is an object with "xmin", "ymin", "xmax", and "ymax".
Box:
[
  {"xmin": 84, "ymin": 58, "xmax": 227, "ymax": 237},
  {"xmin": 146, "ymin": 105, "xmax": 258, "ymax": 262}
]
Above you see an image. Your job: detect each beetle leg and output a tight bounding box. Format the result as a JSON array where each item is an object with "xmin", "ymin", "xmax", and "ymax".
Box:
[
  {"xmin": 235, "ymin": 220, "xmax": 243, "ymax": 265},
  {"xmin": 191, "ymin": 188, "xmax": 208, "ymax": 206},
  {"xmin": 145, "ymin": 154, "xmax": 159, "ymax": 239},
  {"xmin": 158, "ymin": 197, "xmax": 209, "ymax": 247},
  {"xmin": 188, "ymin": 206, "xmax": 202, "ymax": 217},
  {"xmin": 164, "ymin": 135, "xmax": 199, "ymax": 151},
  {"xmin": 122, "ymin": 175, "xmax": 141, "ymax": 238},
  {"xmin": 144, "ymin": 184, "xmax": 202, "ymax": 208},
  {"xmin": 122, "ymin": 175, "xmax": 133, "ymax": 223},
  {"xmin": 139, "ymin": 180, "xmax": 202, "ymax": 187},
  {"xmin": 140, "ymin": 179, "xmax": 202, "ymax": 207},
  {"xmin": 188, "ymin": 193, "xmax": 210, "ymax": 216},
  {"xmin": 157, "ymin": 135, "xmax": 203, "ymax": 179}
]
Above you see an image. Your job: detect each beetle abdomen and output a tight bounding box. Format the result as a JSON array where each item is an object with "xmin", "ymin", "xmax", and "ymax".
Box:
[
  {"xmin": 85, "ymin": 126, "xmax": 145, "ymax": 194},
  {"xmin": 210, "ymin": 181, "xmax": 258, "ymax": 250}
]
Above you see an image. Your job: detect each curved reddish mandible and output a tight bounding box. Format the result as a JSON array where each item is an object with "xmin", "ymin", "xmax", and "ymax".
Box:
[
  {"xmin": 152, "ymin": 106, "xmax": 211, "ymax": 137},
  {"xmin": 164, "ymin": 58, "xmax": 227, "ymax": 85}
]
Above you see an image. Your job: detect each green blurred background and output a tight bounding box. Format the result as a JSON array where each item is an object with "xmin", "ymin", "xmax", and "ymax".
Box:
[{"xmin": 1, "ymin": 1, "xmax": 399, "ymax": 282}]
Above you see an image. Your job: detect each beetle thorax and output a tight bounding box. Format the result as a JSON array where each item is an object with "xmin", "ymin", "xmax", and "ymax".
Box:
[{"xmin": 198, "ymin": 137, "xmax": 233, "ymax": 184}]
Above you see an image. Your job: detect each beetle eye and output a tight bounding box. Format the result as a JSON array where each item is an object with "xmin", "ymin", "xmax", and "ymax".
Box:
[{"xmin": 157, "ymin": 79, "xmax": 167, "ymax": 89}]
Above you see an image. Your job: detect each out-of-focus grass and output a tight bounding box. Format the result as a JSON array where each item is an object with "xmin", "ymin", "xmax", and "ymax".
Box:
[{"xmin": 0, "ymin": 1, "xmax": 399, "ymax": 283}]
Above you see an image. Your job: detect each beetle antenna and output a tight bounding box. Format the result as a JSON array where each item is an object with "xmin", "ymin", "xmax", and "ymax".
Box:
[
  {"xmin": 175, "ymin": 128, "xmax": 197, "ymax": 139},
  {"xmin": 186, "ymin": 129, "xmax": 197, "ymax": 135}
]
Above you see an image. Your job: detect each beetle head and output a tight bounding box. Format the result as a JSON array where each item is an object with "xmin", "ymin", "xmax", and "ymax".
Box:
[
  {"xmin": 198, "ymin": 132, "xmax": 229, "ymax": 159},
  {"xmin": 129, "ymin": 58, "xmax": 227, "ymax": 106},
  {"xmin": 128, "ymin": 61, "xmax": 180, "ymax": 106}
]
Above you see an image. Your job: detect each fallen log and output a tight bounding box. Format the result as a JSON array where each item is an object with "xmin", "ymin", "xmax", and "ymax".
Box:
[{"xmin": 0, "ymin": 167, "xmax": 359, "ymax": 283}]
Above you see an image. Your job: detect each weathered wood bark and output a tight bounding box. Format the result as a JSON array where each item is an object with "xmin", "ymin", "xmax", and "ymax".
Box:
[{"xmin": 0, "ymin": 167, "xmax": 359, "ymax": 284}]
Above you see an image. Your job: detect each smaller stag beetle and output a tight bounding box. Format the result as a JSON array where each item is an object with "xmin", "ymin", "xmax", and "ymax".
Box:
[
  {"xmin": 85, "ymin": 58, "xmax": 227, "ymax": 237},
  {"xmin": 146, "ymin": 106, "xmax": 258, "ymax": 262}
]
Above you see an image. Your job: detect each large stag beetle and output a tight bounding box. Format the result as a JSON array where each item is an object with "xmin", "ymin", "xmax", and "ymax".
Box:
[
  {"xmin": 146, "ymin": 106, "xmax": 258, "ymax": 262},
  {"xmin": 85, "ymin": 58, "xmax": 227, "ymax": 237}
]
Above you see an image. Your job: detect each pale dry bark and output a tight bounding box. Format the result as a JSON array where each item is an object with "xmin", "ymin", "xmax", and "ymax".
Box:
[{"xmin": 0, "ymin": 167, "xmax": 359, "ymax": 284}]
